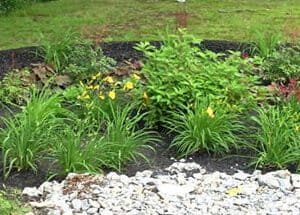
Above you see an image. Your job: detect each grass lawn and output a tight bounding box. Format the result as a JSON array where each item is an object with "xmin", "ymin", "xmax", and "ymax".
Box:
[{"xmin": 0, "ymin": 0, "xmax": 300, "ymax": 50}]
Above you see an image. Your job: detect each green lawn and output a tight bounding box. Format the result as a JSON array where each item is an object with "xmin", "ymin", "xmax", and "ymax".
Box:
[{"xmin": 0, "ymin": 0, "xmax": 300, "ymax": 50}]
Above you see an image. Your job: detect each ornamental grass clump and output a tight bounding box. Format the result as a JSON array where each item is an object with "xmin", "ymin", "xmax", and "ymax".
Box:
[
  {"xmin": 50, "ymin": 101, "xmax": 158, "ymax": 175},
  {"xmin": 249, "ymin": 98, "xmax": 300, "ymax": 170},
  {"xmin": 165, "ymin": 99, "xmax": 243, "ymax": 157},
  {"xmin": 0, "ymin": 90, "xmax": 68, "ymax": 178}
]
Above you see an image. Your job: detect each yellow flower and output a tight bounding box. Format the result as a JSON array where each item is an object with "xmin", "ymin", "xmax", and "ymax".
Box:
[
  {"xmin": 103, "ymin": 76, "xmax": 114, "ymax": 84},
  {"xmin": 132, "ymin": 73, "xmax": 141, "ymax": 80},
  {"xmin": 87, "ymin": 85, "xmax": 94, "ymax": 90},
  {"xmin": 82, "ymin": 94, "xmax": 90, "ymax": 100},
  {"xmin": 93, "ymin": 85, "xmax": 100, "ymax": 90},
  {"xmin": 226, "ymin": 187, "xmax": 242, "ymax": 197},
  {"xmin": 92, "ymin": 72, "xmax": 101, "ymax": 80},
  {"xmin": 123, "ymin": 81, "xmax": 134, "ymax": 91},
  {"xmin": 108, "ymin": 90, "xmax": 116, "ymax": 100},
  {"xmin": 143, "ymin": 92, "xmax": 149, "ymax": 100},
  {"xmin": 98, "ymin": 91, "xmax": 105, "ymax": 100},
  {"xmin": 206, "ymin": 107, "xmax": 215, "ymax": 118}
]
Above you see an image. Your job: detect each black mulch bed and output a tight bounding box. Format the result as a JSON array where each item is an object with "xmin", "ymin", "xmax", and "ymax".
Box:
[
  {"xmin": 0, "ymin": 40, "xmax": 253, "ymax": 189},
  {"xmin": 0, "ymin": 40, "xmax": 252, "ymax": 78}
]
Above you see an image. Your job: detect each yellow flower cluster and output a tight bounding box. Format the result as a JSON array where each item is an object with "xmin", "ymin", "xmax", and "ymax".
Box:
[{"xmin": 77, "ymin": 72, "xmax": 143, "ymax": 102}]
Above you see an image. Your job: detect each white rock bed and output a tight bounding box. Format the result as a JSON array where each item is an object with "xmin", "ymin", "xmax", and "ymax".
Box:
[{"xmin": 23, "ymin": 161, "xmax": 300, "ymax": 215}]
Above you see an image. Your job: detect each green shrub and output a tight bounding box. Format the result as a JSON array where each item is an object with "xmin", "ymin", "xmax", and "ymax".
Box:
[
  {"xmin": 0, "ymin": 69, "xmax": 36, "ymax": 106},
  {"xmin": 260, "ymin": 45, "xmax": 300, "ymax": 81},
  {"xmin": 165, "ymin": 99, "xmax": 243, "ymax": 157},
  {"xmin": 249, "ymin": 99, "xmax": 300, "ymax": 170},
  {"xmin": 41, "ymin": 31, "xmax": 115, "ymax": 77},
  {"xmin": 0, "ymin": 90, "xmax": 68, "ymax": 178},
  {"xmin": 136, "ymin": 30, "xmax": 258, "ymax": 125}
]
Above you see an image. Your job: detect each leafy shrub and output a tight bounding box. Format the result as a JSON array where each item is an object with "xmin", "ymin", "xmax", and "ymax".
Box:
[
  {"xmin": 0, "ymin": 190, "xmax": 29, "ymax": 215},
  {"xmin": 260, "ymin": 46, "xmax": 300, "ymax": 81},
  {"xmin": 41, "ymin": 31, "xmax": 115, "ymax": 78},
  {"xmin": 0, "ymin": 90, "xmax": 68, "ymax": 178},
  {"xmin": 165, "ymin": 99, "xmax": 243, "ymax": 157},
  {"xmin": 249, "ymin": 99, "xmax": 300, "ymax": 170},
  {"xmin": 0, "ymin": 69, "xmax": 36, "ymax": 106},
  {"xmin": 269, "ymin": 79, "xmax": 300, "ymax": 103},
  {"xmin": 136, "ymin": 30, "xmax": 258, "ymax": 125}
]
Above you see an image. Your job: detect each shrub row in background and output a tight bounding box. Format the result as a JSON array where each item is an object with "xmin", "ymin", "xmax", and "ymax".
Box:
[{"xmin": 0, "ymin": 30, "xmax": 300, "ymax": 179}]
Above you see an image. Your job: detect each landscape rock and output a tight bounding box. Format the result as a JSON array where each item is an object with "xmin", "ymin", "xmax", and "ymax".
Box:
[{"xmin": 24, "ymin": 162, "xmax": 300, "ymax": 214}]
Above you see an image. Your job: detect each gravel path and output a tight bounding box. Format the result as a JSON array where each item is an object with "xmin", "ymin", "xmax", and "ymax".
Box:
[{"xmin": 23, "ymin": 161, "xmax": 300, "ymax": 215}]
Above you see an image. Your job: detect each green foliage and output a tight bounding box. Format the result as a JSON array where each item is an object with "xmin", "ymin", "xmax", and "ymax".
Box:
[
  {"xmin": 0, "ymin": 90, "xmax": 68, "ymax": 178},
  {"xmin": 41, "ymin": 31, "xmax": 115, "ymax": 77},
  {"xmin": 252, "ymin": 30, "xmax": 282, "ymax": 58},
  {"xmin": 0, "ymin": 69, "xmax": 36, "ymax": 106},
  {"xmin": 50, "ymin": 121, "xmax": 105, "ymax": 175},
  {"xmin": 136, "ymin": 30, "xmax": 258, "ymax": 125},
  {"xmin": 165, "ymin": 99, "xmax": 243, "ymax": 157},
  {"xmin": 0, "ymin": 190, "xmax": 29, "ymax": 215},
  {"xmin": 50, "ymin": 102, "xmax": 157, "ymax": 175},
  {"xmin": 0, "ymin": 0, "xmax": 53, "ymax": 14},
  {"xmin": 99, "ymin": 102, "xmax": 157, "ymax": 171},
  {"xmin": 260, "ymin": 45, "xmax": 300, "ymax": 81},
  {"xmin": 249, "ymin": 99, "xmax": 300, "ymax": 170}
]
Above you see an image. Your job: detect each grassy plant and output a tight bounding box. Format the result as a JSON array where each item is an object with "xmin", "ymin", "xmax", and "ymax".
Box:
[
  {"xmin": 50, "ymin": 101, "xmax": 157, "ymax": 175},
  {"xmin": 0, "ymin": 90, "xmax": 67, "ymax": 178},
  {"xmin": 41, "ymin": 30, "xmax": 115, "ymax": 77},
  {"xmin": 40, "ymin": 30, "xmax": 79, "ymax": 71},
  {"xmin": 50, "ymin": 121, "xmax": 104, "ymax": 175},
  {"xmin": 249, "ymin": 99, "xmax": 300, "ymax": 169},
  {"xmin": 99, "ymin": 102, "xmax": 158, "ymax": 171},
  {"xmin": 165, "ymin": 99, "xmax": 243, "ymax": 157},
  {"xmin": 252, "ymin": 30, "xmax": 282, "ymax": 58}
]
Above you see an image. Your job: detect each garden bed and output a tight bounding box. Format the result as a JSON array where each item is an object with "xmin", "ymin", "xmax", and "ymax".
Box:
[{"xmin": 0, "ymin": 31, "xmax": 299, "ymax": 195}]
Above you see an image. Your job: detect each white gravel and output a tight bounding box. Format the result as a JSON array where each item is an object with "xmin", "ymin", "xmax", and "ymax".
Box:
[{"xmin": 23, "ymin": 161, "xmax": 300, "ymax": 215}]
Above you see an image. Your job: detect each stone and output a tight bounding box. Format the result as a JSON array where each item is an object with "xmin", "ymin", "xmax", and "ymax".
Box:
[
  {"xmin": 233, "ymin": 171, "xmax": 251, "ymax": 181},
  {"xmin": 291, "ymin": 174, "xmax": 300, "ymax": 189},
  {"xmin": 257, "ymin": 171, "xmax": 293, "ymax": 191},
  {"xmin": 71, "ymin": 199, "xmax": 82, "ymax": 211},
  {"xmin": 156, "ymin": 183, "xmax": 195, "ymax": 197},
  {"xmin": 22, "ymin": 187, "xmax": 42, "ymax": 198}
]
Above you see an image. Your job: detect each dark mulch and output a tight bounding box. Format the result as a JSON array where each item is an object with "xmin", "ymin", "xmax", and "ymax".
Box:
[{"xmin": 0, "ymin": 40, "xmax": 252, "ymax": 78}]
